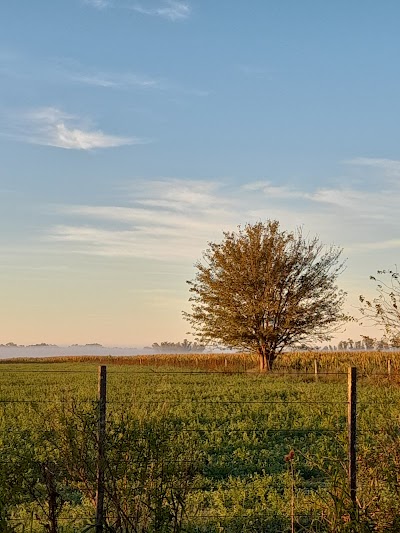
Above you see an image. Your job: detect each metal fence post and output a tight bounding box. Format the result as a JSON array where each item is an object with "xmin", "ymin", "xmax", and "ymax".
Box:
[{"xmin": 96, "ymin": 365, "xmax": 107, "ymax": 532}]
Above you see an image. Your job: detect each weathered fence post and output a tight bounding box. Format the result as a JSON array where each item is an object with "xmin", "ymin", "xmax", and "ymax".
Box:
[
  {"xmin": 348, "ymin": 367, "xmax": 357, "ymax": 507},
  {"xmin": 314, "ymin": 359, "xmax": 318, "ymax": 381},
  {"xmin": 96, "ymin": 365, "xmax": 107, "ymax": 532},
  {"xmin": 388, "ymin": 359, "xmax": 392, "ymax": 377}
]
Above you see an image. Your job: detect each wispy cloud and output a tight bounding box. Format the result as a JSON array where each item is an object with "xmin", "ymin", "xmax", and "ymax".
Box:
[
  {"xmin": 0, "ymin": 50, "xmax": 161, "ymax": 90},
  {"xmin": 61, "ymin": 62, "xmax": 208, "ymax": 96},
  {"xmin": 45, "ymin": 158, "xmax": 400, "ymax": 262},
  {"xmin": 84, "ymin": 0, "xmax": 191, "ymax": 21},
  {"xmin": 68, "ymin": 69, "xmax": 161, "ymax": 89},
  {"xmin": 1, "ymin": 51, "xmax": 208, "ymax": 99},
  {"xmin": 48, "ymin": 179, "xmax": 235, "ymax": 261},
  {"xmin": 357, "ymin": 239, "xmax": 400, "ymax": 251},
  {"xmin": 237, "ymin": 64, "xmax": 273, "ymax": 79},
  {"xmin": 132, "ymin": 1, "xmax": 191, "ymax": 21},
  {"xmin": 308, "ymin": 188, "xmax": 369, "ymax": 209},
  {"xmin": 347, "ymin": 157, "xmax": 400, "ymax": 179},
  {"xmin": 83, "ymin": 0, "xmax": 110, "ymax": 8},
  {"xmin": 242, "ymin": 181, "xmax": 307, "ymax": 199},
  {"xmin": 2, "ymin": 107, "xmax": 143, "ymax": 150},
  {"xmin": 243, "ymin": 179, "xmax": 394, "ymax": 212}
]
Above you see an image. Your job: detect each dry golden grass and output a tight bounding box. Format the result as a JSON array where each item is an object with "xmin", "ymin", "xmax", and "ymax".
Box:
[{"xmin": 1, "ymin": 349, "xmax": 399, "ymax": 375}]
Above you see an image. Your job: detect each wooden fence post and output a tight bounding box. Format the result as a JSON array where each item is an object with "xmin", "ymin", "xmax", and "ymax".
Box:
[
  {"xmin": 314, "ymin": 359, "xmax": 318, "ymax": 381},
  {"xmin": 96, "ymin": 365, "xmax": 107, "ymax": 532},
  {"xmin": 388, "ymin": 359, "xmax": 392, "ymax": 377},
  {"xmin": 348, "ymin": 367, "xmax": 357, "ymax": 507}
]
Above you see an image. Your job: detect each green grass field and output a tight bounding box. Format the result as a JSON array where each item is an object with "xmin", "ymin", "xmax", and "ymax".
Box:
[{"xmin": 1, "ymin": 352, "xmax": 400, "ymax": 532}]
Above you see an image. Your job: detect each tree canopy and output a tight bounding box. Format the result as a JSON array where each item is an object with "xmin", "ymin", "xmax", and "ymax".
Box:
[{"xmin": 184, "ymin": 220, "xmax": 346, "ymax": 370}]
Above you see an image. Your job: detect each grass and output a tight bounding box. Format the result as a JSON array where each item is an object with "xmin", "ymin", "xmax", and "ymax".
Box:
[{"xmin": 1, "ymin": 351, "xmax": 400, "ymax": 531}]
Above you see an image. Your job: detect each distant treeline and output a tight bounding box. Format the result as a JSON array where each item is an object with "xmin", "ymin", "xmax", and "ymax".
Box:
[
  {"xmin": 0, "ymin": 342, "xmax": 103, "ymax": 348},
  {"xmin": 318, "ymin": 334, "xmax": 400, "ymax": 352},
  {"xmin": 151, "ymin": 339, "xmax": 206, "ymax": 353}
]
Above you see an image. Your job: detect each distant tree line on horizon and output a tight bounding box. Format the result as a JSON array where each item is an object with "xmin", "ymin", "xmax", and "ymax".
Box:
[
  {"xmin": 150, "ymin": 339, "xmax": 206, "ymax": 353},
  {"xmin": 0, "ymin": 342, "xmax": 104, "ymax": 348},
  {"xmin": 300, "ymin": 334, "xmax": 400, "ymax": 352},
  {"xmin": 149, "ymin": 334, "xmax": 400, "ymax": 354}
]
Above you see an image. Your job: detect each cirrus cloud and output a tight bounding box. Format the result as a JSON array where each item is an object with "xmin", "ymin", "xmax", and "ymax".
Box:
[
  {"xmin": 2, "ymin": 106, "xmax": 145, "ymax": 150},
  {"xmin": 45, "ymin": 159, "xmax": 400, "ymax": 263},
  {"xmin": 131, "ymin": 1, "xmax": 191, "ymax": 21},
  {"xmin": 84, "ymin": 0, "xmax": 191, "ymax": 21}
]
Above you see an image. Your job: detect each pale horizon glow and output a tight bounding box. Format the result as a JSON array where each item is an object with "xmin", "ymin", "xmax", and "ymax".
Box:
[{"xmin": 1, "ymin": 2, "xmax": 399, "ymax": 348}]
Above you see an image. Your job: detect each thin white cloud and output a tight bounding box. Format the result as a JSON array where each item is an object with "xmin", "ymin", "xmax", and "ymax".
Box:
[
  {"xmin": 243, "ymin": 181, "xmax": 362, "ymax": 208},
  {"xmin": 132, "ymin": 179, "xmax": 231, "ymax": 210},
  {"xmin": 356, "ymin": 239, "xmax": 400, "ymax": 251},
  {"xmin": 308, "ymin": 188, "xmax": 368, "ymax": 209},
  {"xmin": 237, "ymin": 64, "xmax": 273, "ymax": 80},
  {"xmin": 347, "ymin": 157, "xmax": 400, "ymax": 178},
  {"xmin": 3, "ymin": 107, "xmax": 142, "ymax": 150},
  {"xmin": 49, "ymin": 225, "xmax": 204, "ymax": 260},
  {"xmin": 47, "ymin": 179, "xmax": 235, "ymax": 261},
  {"xmin": 49, "ymin": 123, "xmax": 132, "ymax": 150},
  {"xmin": 132, "ymin": 1, "xmax": 191, "ymax": 21},
  {"xmin": 71, "ymin": 74, "xmax": 118, "ymax": 88},
  {"xmin": 45, "ymin": 158, "xmax": 400, "ymax": 263},
  {"xmin": 243, "ymin": 179, "xmax": 397, "ymax": 212},
  {"xmin": 1, "ymin": 51, "xmax": 208, "ymax": 98},
  {"xmin": 84, "ymin": 0, "xmax": 191, "ymax": 20},
  {"xmin": 242, "ymin": 181, "xmax": 307, "ymax": 199},
  {"xmin": 83, "ymin": 0, "xmax": 111, "ymax": 8},
  {"xmin": 64, "ymin": 65, "xmax": 208, "ymax": 96},
  {"xmin": 69, "ymin": 70, "xmax": 160, "ymax": 89}
]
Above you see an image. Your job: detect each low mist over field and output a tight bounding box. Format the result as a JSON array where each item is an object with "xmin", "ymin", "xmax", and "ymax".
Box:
[
  {"xmin": 0, "ymin": 339, "xmax": 212, "ymax": 359},
  {"xmin": 0, "ymin": 343, "xmax": 147, "ymax": 359}
]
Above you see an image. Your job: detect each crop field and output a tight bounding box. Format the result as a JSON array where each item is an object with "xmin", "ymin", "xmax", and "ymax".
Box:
[
  {"xmin": 1, "ymin": 352, "xmax": 400, "ymax": 532},
  {"xmin": 7, "ymin": 349, "xmax": 400, "ymax": 374}
]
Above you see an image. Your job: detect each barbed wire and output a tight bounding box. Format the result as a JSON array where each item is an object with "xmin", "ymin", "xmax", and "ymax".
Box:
[
  {"xmin": 4, "ymin": 512, "xmax": 334, "ymax": 522},
  {"xmin": 1, "ymin": 368, "xmax": 399, "ymax": 378},
  {"xmin": 0, "ymin": 399, "xmax": 349, "ymax": 406}
]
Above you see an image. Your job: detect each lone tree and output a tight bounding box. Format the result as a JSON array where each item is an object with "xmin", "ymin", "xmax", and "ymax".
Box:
[
  {"xmin": 184, "ymin": 220, "xmax": 346, "ymax": 371},
  {"xmin": 359, "ymin": 268, "xmax": 400, "ymax": 344}
]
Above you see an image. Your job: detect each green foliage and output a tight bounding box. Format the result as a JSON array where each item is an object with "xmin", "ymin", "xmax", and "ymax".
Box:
[
  {"xmin": 1, "ymin": 359, "xmax": 400, "ymax": 531},
  {"xmin": 185, "ymin": 220, "xmax": 346, "ymax": 370}
]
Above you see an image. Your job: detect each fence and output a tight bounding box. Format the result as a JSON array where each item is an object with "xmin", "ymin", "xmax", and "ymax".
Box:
[
  {"xmin": 87, "ymin": 365, "xmax": 353, "ymax": 530},
  {"xmin": 0, "ymin": 363, "xmax": 398, "ymax": 532}
]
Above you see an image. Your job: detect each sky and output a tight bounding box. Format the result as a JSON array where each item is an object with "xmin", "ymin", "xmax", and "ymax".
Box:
[{"xmin": 1, "ymin": 1, "xmax": 400, "ymax": 347}]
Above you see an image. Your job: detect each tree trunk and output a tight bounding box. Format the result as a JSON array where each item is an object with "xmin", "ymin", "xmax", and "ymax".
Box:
[
  {"xmin": 42, "ymin": 461, "xmax": 59, "ymax": 533},
  {"xmin": 266, "ymin": 353, "xmax": 274, "ymax": 371},
  {"xmin": 258, "ymin": 345, "xmax": 275, "ymax": 372}
]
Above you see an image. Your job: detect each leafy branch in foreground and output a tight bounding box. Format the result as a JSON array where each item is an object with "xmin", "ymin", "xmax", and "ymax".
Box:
[{"xmin": 359, "ymin": 268, "xmax": 400, "ymax": 343}]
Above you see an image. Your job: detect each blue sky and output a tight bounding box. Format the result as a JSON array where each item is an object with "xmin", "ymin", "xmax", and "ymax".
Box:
[{"xmin": 1, "ymin": 1, "xmax": 400, "ymax": 346}]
